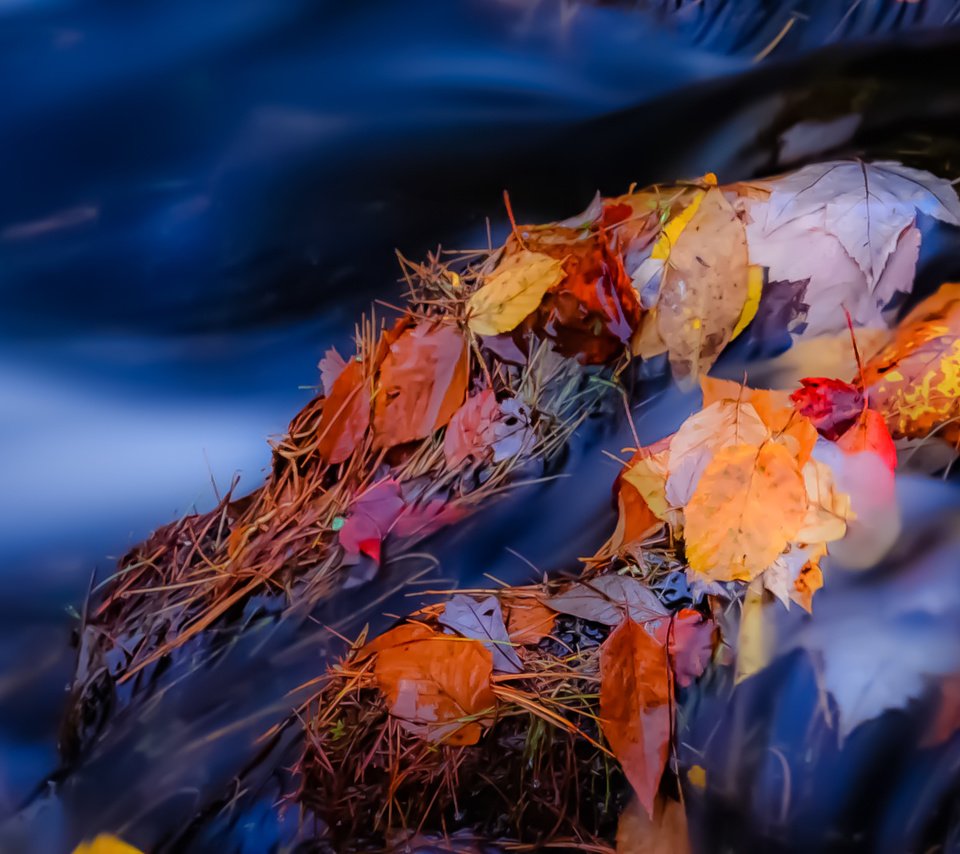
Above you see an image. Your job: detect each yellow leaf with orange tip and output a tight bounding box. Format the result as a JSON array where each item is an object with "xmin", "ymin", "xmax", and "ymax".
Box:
[
  {"xmin": 700, "ymin": 377, "xmax": 817, "ymax": 466},
  {"xmin": 467, "ymin": 248, "xmax": 565, "ymax": 336},
  {"xmin": 685, "ymin": 442, "xmax": 807, "ymax": 582},
  {"xmin": 616, "ymin": 794, "xmax": 691, "ymax": 854},
  {"xmin": 72, "ymin": 835, "xmax": 143, "ymax": 854},
  {"xmin": 862, "ymin": 282, "xmax": 960, "ymax": 442}
]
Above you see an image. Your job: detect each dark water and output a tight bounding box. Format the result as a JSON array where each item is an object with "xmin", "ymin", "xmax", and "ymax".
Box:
[{"xmin": 3, "ymin": 1, "xmax": 960, "ymax": 851}]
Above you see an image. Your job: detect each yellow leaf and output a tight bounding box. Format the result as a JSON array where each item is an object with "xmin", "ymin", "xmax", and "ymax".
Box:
[
  {"xmin": 665, "ymin": 399, "xmax": 769, "ymax": 508},
  {"xmin": 657, "ymin": 187, "xmax": 751, "ymax": 385},
  {"xmin": 796, "ymin": 458, "xmax": 854, "ymax": 544},
  {"xmin": 467, "ymin": 248, "xmax": 565, "ymax": 336},
  {"xmin": 685, "ymin": 442, "xmax": 807, "ymax": 582},
  {"xmin": 735, "ymin": 580, "xmax": 772, "ymax": 683},
  {"xmin": 622, "ymin": 445, "xmax": 672, "ymax": 522},
  {"xmin": 687, "ymin": 764, "xmax": 707, "ymax": 789},
  {"xmin": 730, "ymin": 264, "xmax": 765, "ymax": 341},
  {"xmin": 650, "ymin": 190, "xmax": 705, "ymax": 262},
  {"xmin": 72, "ymin": 835, "xmax": 143, "ymax": 854}
]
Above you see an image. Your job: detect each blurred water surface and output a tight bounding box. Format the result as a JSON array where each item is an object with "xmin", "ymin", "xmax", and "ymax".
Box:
[{"xmin": 3, "ymin": 1, "xmax": 960, "ymax": 851}]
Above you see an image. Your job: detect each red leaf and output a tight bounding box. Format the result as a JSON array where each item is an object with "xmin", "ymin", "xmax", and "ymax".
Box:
[
  {"xmin": 654, "ymin": 609, "xmax": 715, "ymax": 688},
  {"xmin": 835, "ymin": 408, "xmax": 898, "ymax": 472},
  {"xmin": 391, "ymin": 498, "xmax": 466, "ymax": 542},
  {"xmin": 600, "ymin": 617, "xmax": 672, "ymax": 816},
  {"xmin": 316, "ymin": 358, "xmax": 371, "ymax": 464},
  {"xmin": 338, "ymin": 479, "xmax": 404, "ymax": 563},
  {"xmin": 790, "ymin": 377, "xmax": 864, "ymax": 440},
  {"xmin": 373, "ymin": 322, "xmax": 468, "ymax": 448}
]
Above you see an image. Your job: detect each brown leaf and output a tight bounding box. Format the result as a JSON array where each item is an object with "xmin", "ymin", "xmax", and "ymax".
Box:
[
  {"xmin": 656, "ymin": 186, "xmax": 750, "ymax": 384},
  {"xmin": 374, "ymin": 628, "xmax": 496, "ymax": 745},
  {"xmin": 443, "ymin": 389, "xmax": 499, "ymax": 469},
  {"xmin": 317, "ymin": 358, "xmax": 371, "ymax": 464},
  {"xmin": 684, "ymin": 442, "xmax": 807, "ymax": 582},
  {"xmin": 545, "ymin": 575, "xmax": 668, "ymax": 628},
  {"xmin": 600, "ymin": 617, "xmax": 672, "ymax": 816},
  {"xmin": 373, "ymin": 323, "xmax": 468, "ymax": 448},
  {"xmin": 505, "ymin": 596, "xmax": 557, "ymax": 645},
  {"xmin": 616, "ymin": 795, "xmax": 691, "ymax": 854}
]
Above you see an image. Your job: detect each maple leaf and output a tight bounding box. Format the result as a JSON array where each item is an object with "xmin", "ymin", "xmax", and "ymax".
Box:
[
  {"xmin": 338, "ymin": 479, "xmax": 404, "ymax": 564},
  {"xmin": 467, "ymin": 248, "xmax": 565, "ymax": 336},
  {"xmin": 373, "ymin": 626, "xmax": 497, "ymax": 745},
  {"xmin": 373, "ymin": 322, "xmax": 468, "ymax": 448},
  {"xmin": 656, "ymin": 186, "xmax": 751, "ymax": 384},
  {"xmin": 438, "ymin": 594, "xmax": 522, "ymax": 674},
  {"xmin": 544, "ymin": 575, "xmax": 668, "ymax": 628},
  {"xmin": 316, "ymin": 357, "xmax": 371, "ymax": 464},
  {"xmin": 684, "ymin": 442, "xmax": 807, "ymax": 582},
  {"xmin": 790, "ymin": 377, "xmax": 864, "ymax": 441},
  {"xmin": 862, "ymin": 282, "xmax": 960, "ymax": 442},
  {"xmin": 504, "ymin": 596, "xmax": 557, "ymax": 645},
  {"xmin": 600, "ymin": 617, "xmax": 672, "ymax": 816},
  {"xmin": 443, "ymin": 389, "xmax": 499, "ymax": 469},
  {"xmin": 664, "ymin": 399, "xmax": 769, "ymax": 507},
  {"xmin": 761, "ymin": 160, "xmax": 960, "ymax": 287},
  {"xmin": 616, "ymin": 796, "xmax": 690, "ymax": 854}
]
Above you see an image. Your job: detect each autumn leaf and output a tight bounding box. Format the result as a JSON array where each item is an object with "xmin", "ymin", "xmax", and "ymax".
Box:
[
  {"xmin": 545, "ymin": 575, "xmax": 668, "ymax": 628},
  {"xmin": 338, "ymin": 479, "xmax": 405, "ymax": 564},
  {"xmin": 835, "ymin": 408, "xmax": 897, "ymax": 471},
  {"xmin": 357, "ymin": 620, "xmax": 434, "ymax": 661},
  {"xmin": 600, "ymin": 617, "xmax": 672, "ymax": 816},
  {"xmin": 790, "ymin": 377, "xmax": 864, "ymax": 441},
  {"xmin": 612, "ymin": 438, "xmax": 672, "ymax": 552},
  {"xmin": 438, "ymin": 594, "xmax": 522, "ymax": 674},
  {"xmin": 505, "ymin": 596, "xmax": 557, "ymax": 645},
  {"xmin": 317, "ymin": 357, "xmax": 371, "ymax": 464},
  {"xmin": 443, "ymin": 389, "xmax": 499, "ymax": 469},
  {"xmin": 72, "ymin": 836, "xmax": 143, "ymax": 854},
  {"xmin": 685, "ymin": 442, "xmax": 807, "ymax": 582},
  {"xmin": 374, "ymin": 627, "xmax": 496, "ymax": 745},
  {"xmin": 735, "ymin": 580, "xmax": 772, "ymax": 683},
  {"xmin": 665, "ymin": 399, "xmax": 769, "ymax": 508},
  {"xmin": 656, "ymin": 186, "xmax": 751, "ymax": 384},
  {"xmin": 743, "ymin": 277, "xmax": 810, "ymax": 352},
  {"xmin": 319, "ymin": 347, "xmax": 347, "ymax": 395},
  {"xmin": 373, "ymin": 322, "xmax": 468, "ymax": 448},
  {"xmin": 653, "ymin": 608, "xmax": 715, "ymax": 688},
  {"xmin": 467, "ymin": 248, "xmax": 565, "ymax": 336},
  {"xmin": 862, "ymin": 282, "xmax": 960, "ymax": 442},
  {"xmin": 616, "ymin": 796, "xmax": 691, "ymax": 854}
]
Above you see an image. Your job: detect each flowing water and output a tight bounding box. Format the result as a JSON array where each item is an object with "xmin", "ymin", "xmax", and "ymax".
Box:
[{"xmin": 3, "ymin": 1, "xmax": 960, "ymax": 851}]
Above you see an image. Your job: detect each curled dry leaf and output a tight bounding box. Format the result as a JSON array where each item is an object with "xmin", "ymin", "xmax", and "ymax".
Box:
[
  {"xmin": 317, "ymin": 358, "xmax": 371, "ymax": 464},
  {"xmin": 684, "ymin": 442, "xmax": 807, "ymax": 582},
  {"xmin": 600, "ymin": 617, "xmax": 672, "ymax": 816},
  {"xmin": 656, "ymin": 186, "xmax": 750, "ymax": 385},
  {"xmin": 373, "ymin": 322, "xmax": 468, "ymax": 448},
  {"xmin": 438, "ymin": 594, "xmax": 522, "ymax": 674},
  {"xmin": 863, "ymin": 282, "xmax": 960, "ymax": 442},
  {"xmin": 544, "ymin": 574, "xmax": 668, "ymax": 628},
  {"xmin": 373, "ymin": 625, "xmax": 496, "ymax": 745},
  {"xmin": 467, "ymin": 248, "xmax": 565, "ymax": 337}
]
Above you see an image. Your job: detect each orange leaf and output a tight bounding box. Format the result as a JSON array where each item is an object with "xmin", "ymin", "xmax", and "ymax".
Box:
[
  {"xmin": 600, "ymin": 617, "xmax": 672, "ymax": 816},
  {"xmin": 373, "ymin": 323, "xmax": 468, "ymax": 448},
  {"xmin": 317, "ymin": 358, "xmax": 371, "ymax": 464},
  {"xmin": 862, "ymin": 282, "xmax": 960, "ymax": 441},
  {"xmin": 356, "ymin": 620, "xmax": 435, "ymax": 661},
  {"xmin": 616, "ymin": 795, "xmax": 691, "ymax": 854},
  {"xmin": 505, "ymin": 597, "xmax": 557, "ymax": 645},
  {"xmin": 835, "ymin": 408, "xmax": 897, "ymax": 471},
  {"xmin": 684, "ymin": 442, "xmax": 807, "ymax": 582},
  {"xmin": 374, "ymin": 628, "xmax": 496, "ymax": 745}
]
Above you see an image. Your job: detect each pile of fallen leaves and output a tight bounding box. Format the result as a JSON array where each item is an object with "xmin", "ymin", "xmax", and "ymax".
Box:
[
  {"xmin": 295, "ymin": 560, "xmax": 714, "ymax": 851},
  {"xmin": 63, "ymin": 156, "xmax": 960, "ymax": 849}
]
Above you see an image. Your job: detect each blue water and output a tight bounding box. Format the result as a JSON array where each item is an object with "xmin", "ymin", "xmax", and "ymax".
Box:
[{"xmin": 3, "ymin": 1, "xmax": 960, "ymax": 851}]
